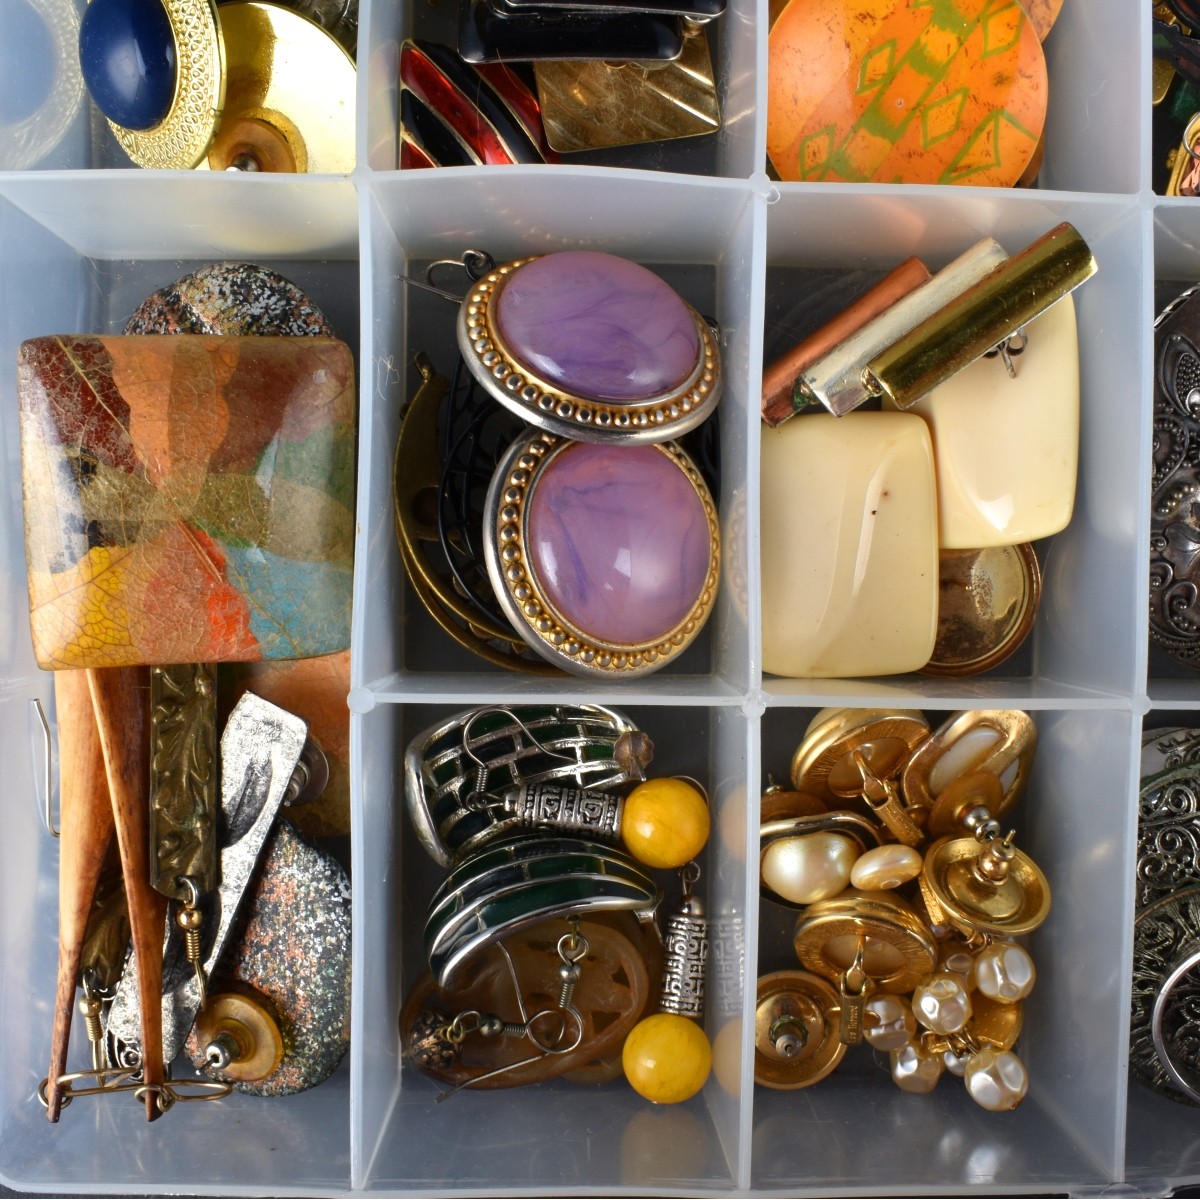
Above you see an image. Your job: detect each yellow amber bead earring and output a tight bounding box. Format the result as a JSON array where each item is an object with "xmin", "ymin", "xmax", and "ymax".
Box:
[{"xmin": 623, "ymin": 863, "xmax": 712, "ymax": 1104}]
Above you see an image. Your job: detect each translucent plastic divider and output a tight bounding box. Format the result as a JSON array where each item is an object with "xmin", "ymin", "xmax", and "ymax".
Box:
[
  {"xmin": 757, "ymin": 188, "xmax": 1145, "ymax": 706},
  {"xmin": 1037, "ymin": 0, "xmax": 1144, "ymax": 195},
  {"xmin": 351, "ymin": 703, "xmax": 405, "ymax": 1189},
  {"xmin": 358, "ymin": 168, "xmax": 756, "ymax": 697},
  {"xmin": 362, "ymin": 700, "xmax": 747, "ymax": 1194},
  {"xmin": 750, "ymin": 702, "xmax": 1135, "ymax": 1194},
  {"xmin": 0, "ymin": 0, "xmax": 92, "ymax": 171},
  {"xmin": 0, "ymin": 186, "xmax": 358, "ymax": 1194},
  {"xmin": 0, "ymin": 173, "xmax": 359, "ymax": 261}
]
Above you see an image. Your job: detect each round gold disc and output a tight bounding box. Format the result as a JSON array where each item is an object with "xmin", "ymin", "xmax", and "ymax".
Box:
[
  {"xmin": 790, "ymin": 708, "xmax": 930, "ymax": 810},
  {"xmin": 922, "ymin": 836, "xmax": 1051, "ymax": 938},
  {"xmin": 920, "ymin": 544, "xmax": 1041, "ymax": 678},
  {"xmin": 109, "ymin": 0, "xmax": 225, "ymax": 169},
  {"xmin": 793, "ymin": 890, "xmax": 936, "ymax": 995},
  {"xmin": 193, "ymin": 991, "xmax": 284, "ymax": 1082},
  {"xmin": 754, "ymin": 970, "xmax": 845, "ymax": 1089},
  {"xmin": 199, "ymin": 3, "xmax": 356, "ymax": 173}
]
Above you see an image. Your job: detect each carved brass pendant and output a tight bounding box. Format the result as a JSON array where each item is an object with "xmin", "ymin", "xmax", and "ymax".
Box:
[
  {"xmin": 534, "ymin": 31, "xmax": 719, "ymax": 153},
  {"xmin": 150, "ymin": 664, "xmax": 218, "ymax": 902}
]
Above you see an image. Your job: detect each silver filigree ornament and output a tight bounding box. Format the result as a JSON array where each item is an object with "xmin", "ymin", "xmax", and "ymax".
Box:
[
  {"xmin": 1132, "ymin": 888, "xmax": 1200, "ymax": 1105},
  {"xmin": 1138, "ymin": 765, "xmax": 1200, "ymax": 910},
  {"xmin": 1150, "ymin": 288, "xmax": 1200, "ymax": 668},
  {"xmin": 1132, "ymin": 735, "xmax": 1200, "ymax": 1105}
]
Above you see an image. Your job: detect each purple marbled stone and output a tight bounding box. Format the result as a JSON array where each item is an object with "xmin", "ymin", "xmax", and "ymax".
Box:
[
  {"xmin": 527, "ymin": 443, "xmax": 710, "ymax": 646},
  {"xmin": 495, "ymin": 251, "xmax": 700, "ymax": 403}
]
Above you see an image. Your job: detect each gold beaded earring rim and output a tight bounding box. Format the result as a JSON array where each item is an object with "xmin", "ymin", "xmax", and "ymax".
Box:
[
  {"xmin": 483, "ymin": 431, "xmax": 721, "ymax": 679},
  {"xmin": 457, "ymin": 257, "xmax": 722, "ymax": 446}
]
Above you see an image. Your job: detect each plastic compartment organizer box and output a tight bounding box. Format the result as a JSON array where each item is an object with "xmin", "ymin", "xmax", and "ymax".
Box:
[{"xmin": 0, "ymin": 0, "xmax": 1190, "ymax": 1195}]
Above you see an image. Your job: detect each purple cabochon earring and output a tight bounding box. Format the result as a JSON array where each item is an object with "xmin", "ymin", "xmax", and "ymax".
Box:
[
  {"xmin": 452, "ymin": 247, "xmax": 723, "ymax": 678},
  {"xmin": 456, "ymin": 249, "xmax": 722, "ymax": 445},
  {"xmin": 483, "ymin": 427, "xmax": 721, "ymax": 679}
]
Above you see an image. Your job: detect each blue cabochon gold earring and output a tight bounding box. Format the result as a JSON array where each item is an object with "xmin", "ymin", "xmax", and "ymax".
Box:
[{"xmin": 78, "ymin": 0, "xmax": 355, "ymax": 170}]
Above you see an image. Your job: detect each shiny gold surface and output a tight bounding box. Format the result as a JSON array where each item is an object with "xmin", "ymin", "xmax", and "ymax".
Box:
[
  {"xmin": 865, "ymin": 224, "xmax": 1097, "ymax": 411},
  {"xmin": 790, "ymin": 708, "xmax": 929, "ymax": 811},
  {"xmin": 760, "ymin": 812, "xmax": 881, "ymax": 853},
  {"xmin": 921, "ymin": 836, "xmax": 1051, "ymax": 938},
  {"xmin": 760, "ymin": 785, "xmax": 827, "ymax": 825},
  {"xmin": 110, "ymin": 0, "xmax": 225, "ymax": 169},
  {"xmin": 754, "ymin": 971, "xmax": 845, "ymax": 1089},
  {"xmin": 921, "ymin": 544, "xmax": 1041, "ymax": 678},
  {"xmin": 969, "ymin": 994, "xmax": 1023, "ymax": 1051},
  {"xmin": 149, "ymin": 663, "xmax": 217, "ymax": 901},
  {"xmin": 902, "ymin": 709, "xmax": 1037, "ymax": 825},
  {"xmin": 924, "ymin": 770, "xmax": 1004, "ymax": 841},
  {"xmin": 535, "ymin": 31, "xmax": 719, "ymax": 153},
  {"xmin": 1154, "ymin": 4, "xmax": 1184, "ymax": 105},
  {"xmin": 200, "ymin": 3, "xmax": 354, "ymax": 173},
  {"xmin": 1166, "ymin": 112, "xmax": 1200, "ymax": 197},
  {"xmin": 1154, "ymin": 58, "xmax": 1178, "ymax": 107},
  {"xmin": 793, "ymin": 890, "xmax": 936, "ymax": 996}
]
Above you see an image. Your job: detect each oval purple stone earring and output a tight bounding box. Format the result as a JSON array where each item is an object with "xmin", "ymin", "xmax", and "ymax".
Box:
[
  {"xmin": 483, "ymin": 430, "xmax": 720, "ymax": 677},
  {"xmin": 457, "ymin": 250, "xmax": 722, "ymax": 445}
]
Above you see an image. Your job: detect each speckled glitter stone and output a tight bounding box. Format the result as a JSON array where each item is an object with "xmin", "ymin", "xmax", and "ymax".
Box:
[
  {"xmin": 186, "ymin": 820, "xmax": 351, "ymax": 1095},
  {"xmin": 125, "ymin": 262, "xmax": 336, "ymax": 338}
]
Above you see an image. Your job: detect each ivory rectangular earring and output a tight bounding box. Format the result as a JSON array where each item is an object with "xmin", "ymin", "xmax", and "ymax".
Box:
[
  {"xmin": 760, "ymin": 411, "xmax": 938, "ymax": 678},
  {"xmin": 883, "ymin": 297, "xmax": 1079, "ymax": 549}
]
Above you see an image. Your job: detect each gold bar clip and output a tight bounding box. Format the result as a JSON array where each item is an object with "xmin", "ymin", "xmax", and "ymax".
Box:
[{"xmin": 864, "ymin": 222, "xmax": 1097, "ymax": 412}]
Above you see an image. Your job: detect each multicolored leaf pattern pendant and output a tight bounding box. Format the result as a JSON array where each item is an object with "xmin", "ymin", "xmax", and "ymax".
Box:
[{"xmin": 17, "ymin": 334, "xmax": 356, "ymax": 669}]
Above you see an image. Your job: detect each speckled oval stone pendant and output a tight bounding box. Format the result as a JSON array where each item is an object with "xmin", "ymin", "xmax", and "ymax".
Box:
[
  {"xmin": 125, "ymin": 262, "xmax": 336, "ymax": 337},
  {"xmin": 484, "ymin": 432, "xmax": 720, "ymax": 677},
  {"xmin": 458, "ymin": 251, "xmax": 721, "ymax": 445}
]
